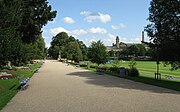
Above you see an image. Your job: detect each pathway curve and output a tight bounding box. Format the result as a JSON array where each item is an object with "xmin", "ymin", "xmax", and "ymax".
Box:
[{"xmin": 1, "ymin": 60, "xmax": 180, "ymax": 112}]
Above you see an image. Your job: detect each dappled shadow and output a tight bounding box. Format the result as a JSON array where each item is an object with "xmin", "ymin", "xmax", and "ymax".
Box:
[{"xmin": 67, "ymin": 71, "xmax": 180, "ymax": 94}]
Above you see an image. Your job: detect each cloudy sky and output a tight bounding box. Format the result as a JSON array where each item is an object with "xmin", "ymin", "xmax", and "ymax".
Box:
[{"xmin": 42, "ymin": 0, "xmax": 151, "ymax": 47}]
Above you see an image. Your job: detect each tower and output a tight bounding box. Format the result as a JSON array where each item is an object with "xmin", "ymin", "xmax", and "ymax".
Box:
[
  {"xmin": 141, "ymin": 31, "xmax": 144, "ymax": 42},
  {"xmin": 116, "ymin": 36, "xmax": 120, "ymax": 48}
]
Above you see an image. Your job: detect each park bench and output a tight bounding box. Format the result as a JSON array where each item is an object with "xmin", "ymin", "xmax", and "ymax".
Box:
[
  {"xmin": 18, "ymin": 77, "xmax": 30, "ymax": 90},
  {"xmin": 34, "ymin": 68, "xmax": 40, "ymax": 73},
  {"xmin": 75, "ymin": 64, "xmax": 80, "ymax": 68},
  {"xmin": 164, "ymin": 75, "xmax": 173, "ymax": 79}
]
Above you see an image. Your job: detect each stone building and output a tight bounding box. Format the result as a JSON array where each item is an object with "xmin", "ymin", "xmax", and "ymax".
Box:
[{"xmin": 106, "ymin": 32, "xmax": 147, "ymax": 51}]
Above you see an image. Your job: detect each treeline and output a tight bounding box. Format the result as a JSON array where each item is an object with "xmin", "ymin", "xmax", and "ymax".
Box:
[
  {"xmin": 0, "ymin": 0, "xmax": 56, "ymax": 67},
  {"xmin": 48, "ymin": 32, "xmax": 88, "ymax": 62},
  {"xmin": 108, "ymin": 44, "xmax": 154, "ymax": 60}
]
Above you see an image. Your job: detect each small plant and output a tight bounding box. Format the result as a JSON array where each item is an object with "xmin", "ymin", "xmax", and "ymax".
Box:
[
  {"xmin": 112, "ymin": 60, "xmax": 121, "ymax": 68},
  {"xmin": 129, "ymin": 57, "xmax": 136, "ymax": 68},
  {"xmin": 128, "ymin": 57, "xmax": 139, "ymax": 77}
]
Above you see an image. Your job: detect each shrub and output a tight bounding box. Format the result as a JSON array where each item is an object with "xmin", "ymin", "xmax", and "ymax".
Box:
[
  {"xmin": 96, "ymin": 66, "xmax": 109, "ymax": 72},
  {"xmin": 90, "ymin": 65, "xmax": 98, "ymax": 69},
  {"xmin": 80, "ymin": 64, "xmax": 87, "ymax": 67},
  {"xmin": 109, "ymin": 67, "xmax": 119, "ymax": 73},
  {"xmin": 127, "ymin": 67, "xmax": 139, "ymax": 77}
]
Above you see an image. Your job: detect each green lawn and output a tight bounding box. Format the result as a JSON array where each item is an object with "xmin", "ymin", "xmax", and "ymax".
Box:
[
  {"xmin": 81, "ymin": 61, "xmax": 180, "ymax": 91},
  {"xmin": 0, "ymin": 62, "xmax": 42, "ymax": 110},
  {"xmin": 90, "ymin": 61, "xmax": 180, "ymax": 78}
]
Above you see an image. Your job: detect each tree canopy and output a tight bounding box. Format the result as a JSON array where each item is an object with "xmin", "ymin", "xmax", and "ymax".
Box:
[
  {"xmin": 20, "ymin": 0, "xmax": 57, "ymax": 43},
  {"xmin": 0, "ymin": 0, "xmax": 56, "ymax": 67},
  {"xmin": 48, "ymin": 32, "xmax": 87, "ymax": 62},
  {"xmin": 88, "ymin": 40, "xmax": 109, "ymax": 65},
  {"xmin": 145, "ymin": 0, "xmax": 180, "ymax": 69}
]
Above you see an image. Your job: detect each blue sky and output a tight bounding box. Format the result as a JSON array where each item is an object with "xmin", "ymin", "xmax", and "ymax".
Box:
[{"xmin": 42, "ymin": 0, "xmax": 151, "ymax": 47}]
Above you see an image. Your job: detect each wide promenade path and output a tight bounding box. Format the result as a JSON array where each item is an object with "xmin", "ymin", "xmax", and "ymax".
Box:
[{"xmin": 2, "ymin": 60, "xmax": 180, "ymax": 112}]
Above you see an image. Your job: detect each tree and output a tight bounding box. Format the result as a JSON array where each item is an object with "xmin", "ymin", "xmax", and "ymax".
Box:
[
  {"xmin": 77, "ymin": 40, "xmax": 88, "ymax": 61},
  {"xmin": 0, "ymin": 0, "xmax": 55, "ymax": 67},
  {"xmin": 49, "ymin": 32, "xmax": 70, "ymax": 59},
  {"xmin": 137, "ymin": 44, "xmax": 146, "ymax": 56},
  {"xmin": 20, "ymin": 0, "xmax": 57, "ymax": 43},
  {"xmin": 127, "ymin": 45, "xmax": 140, "ymax": 57},
  {"xmin": 64, "ymin": 41, "xmax": 83, "ymax": 62},
  {"xmin": 145, "ymin": 0, "xmax": 180, "ymax": 69},
  {"xmin": 88, "ymin": 40, "xmax": 109, "ymax": 65},
  {"xmin": 108, "ymin": 50, "xmax": 115, "ymax": 57},
  {"xmin": 48, "ymin": 32, "xmax": 87, "ymax": 61},
  {"xmin": 0, "ymin": 0, "xmax": 22, "ymax": 66}
]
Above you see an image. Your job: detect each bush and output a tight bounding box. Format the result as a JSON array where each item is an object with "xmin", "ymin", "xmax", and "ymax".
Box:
[
  {"xmin": 109, "ymin": 67, "xmax": 119, "ymax": 73},
  {"xmin": 90, "ymin": 65, "xmax": 98, "ymax": 69},
  {"xmin": 80, "ymin": 64, "xmax": 87, "ymax": 67},
  {"xmin": 127, "ymin": 67, "xmax": 139, "ymax": 77},
  {"xmin": 96, "ymin": 66, "xmax": 109, "ymax": 72}
]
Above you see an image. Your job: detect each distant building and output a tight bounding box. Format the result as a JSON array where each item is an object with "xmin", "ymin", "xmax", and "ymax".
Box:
[{"xmin": 106, "ymin": 32, "xmax": 147, "ymax": 51}]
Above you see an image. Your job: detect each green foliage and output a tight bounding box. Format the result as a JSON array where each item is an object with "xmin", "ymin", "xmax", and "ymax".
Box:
[
  {"xmin": 126, "ymin": 68, "xmax": 139, "ymax": 77},
  {"xmin": 127, "ymin": 45, "xmax": 140, "ymax": 56},
  {"xmin": 64, "ymin": 41, "xmax": 83, "ymax": 62},
  {"xmin": 145, "ymin": 0, "xmax": 180, "ymax": 69},
  {"xmin": 48, "ymin": 32, "xmax": 87, "ymax": 61},
  {"xmin": 129, "ymin": 57, "xmax": 137, "ymax": 68},
  {"xmin": 88, "ymin": 40, "xmax": 109, "ymax": 65},
  {"xmin": 20, "ymin": 0, "xmax": 57, "ymax": 43},
  {"xmin": 108, "ymin": 50, "xmax": 115, "ymax": 57},
  {"xmin": 77, "ymin": 40, "xmax": 88, "ymax": 61},
  {"xmin": 112, "ymin": 60, "xmax": 121, "ymax": 67},
  {"xmin": 0, "ymin": 62, "xmax": 42, "ymax": 110},
  {"xmin": 0, "ymin": 0, "xmax": 55, "ymax": 66},
  {"xmin": 0, "ymin": 0, "xmax": 23, "ymax": 66}
]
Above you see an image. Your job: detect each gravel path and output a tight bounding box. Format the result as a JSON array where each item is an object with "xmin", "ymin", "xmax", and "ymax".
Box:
[{"xmin": 1, "ymin": 60, "xmax": 180, "ymax": 112}]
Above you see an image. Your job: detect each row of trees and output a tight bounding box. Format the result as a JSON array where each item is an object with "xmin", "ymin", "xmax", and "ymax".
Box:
[
  {"xmin": 0, "ymin": 0, "xmax": 56, "ymax": 67},
  {"xmin": 48, "ymin": 32, "xmax": 109, "ymax": 65},
  {"xmin": 48, "ymin": 0, "xmax": 179, "ymax": 69},
  {"xmin": 108, "ymin": 44, "xmax": 147, "ymax": 59}
]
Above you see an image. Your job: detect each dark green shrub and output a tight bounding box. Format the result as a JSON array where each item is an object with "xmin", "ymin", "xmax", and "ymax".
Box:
[
  {"xmin": 96, "ymin": 66, "xmax": 109, "ymax": 72},
  {"xmin": 109, "ymin": 67, "xmax": 119, "ymax": 73},
  {"xmin": 127, "ymin": 67, "xmax": 139, "ymax": 77},
  {"xmin": 90, "ymin": 65, "xmax": 98, "ymax": 69},
  {"xmin": 80, "ymin": 64, "xmax": 87, "ymax": 67}
]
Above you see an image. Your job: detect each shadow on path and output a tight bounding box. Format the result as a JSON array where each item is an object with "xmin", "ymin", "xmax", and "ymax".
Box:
[{"xmin": 67, "ymin": 71, "xmax": 180, "ymax": 94}]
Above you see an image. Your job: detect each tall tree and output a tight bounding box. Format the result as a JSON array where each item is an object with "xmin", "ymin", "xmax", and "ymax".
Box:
[
  {"xmin": 0, "ymin": 0, "xmax": 22, "ymax": 66},
  {"xmin": 77, "ymin": 40, "xmax": 88, "ymax": 61},
  {"xmin": 88, "ymin": 40, "xmax": 109, "ymax": 66},
  {"xmin": 64, "ymin": 41, "xmax": 83, "ymax": 62},
  {"xmin": 20, "ymin": 0, "xmax": 57, "ymax": 43},
  {"xmin": 145, "ymin": 0, "xmax": 180, "ymax": 69},
  {"xmin": 127, "ymin": 45, "xmax": 140, "ymax": 57}
]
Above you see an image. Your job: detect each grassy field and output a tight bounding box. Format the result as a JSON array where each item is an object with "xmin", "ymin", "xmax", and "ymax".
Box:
[
  {"xmin": 79, "ymin": 61, "xmax": 180, "ymax": 91},
  {"xmin": 0, "ymin": 62, "xmax": 42, "ymax": 110},
  {"xmin": 90, "ymin": 61, "xmax": 180, "ymax": 78}
]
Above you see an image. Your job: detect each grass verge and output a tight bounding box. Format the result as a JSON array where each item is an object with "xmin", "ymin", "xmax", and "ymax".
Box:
[
  {"xmin": 81, "ymin": 66, "xmax": 180, "ymax": 92},
  {"xmin": 0, "ymin": 62, "xmax": 42, "ymax": 110}
]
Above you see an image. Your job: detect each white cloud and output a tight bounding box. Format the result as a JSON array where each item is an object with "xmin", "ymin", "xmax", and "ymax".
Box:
[
  {"xmin": 63, "ymin": 17, "xmax": 75, "ymax": 24},
  {"xmin": 71, "ymin": 29, "xmax": 87, "ymax": 35},
  {"xmin": 50, "ymin": 27, "xmax": 69, "ymax": 35},
  {"xmin": 103, "ymin": 33, "xmax": 117, "ymax": 46},
  {"xmin": 80, "ymin": 11, "xmax": 111, "ymax": 23},
  {"xmin": 112, "ymin": 23, "xmax": 127, "ymax": 30},
  {"xmin": 129, "ymin": 37, "xmax": 141, "ymax": 43},
  {"xmin": 88, "ymin": 27, "xmax": 107, "ymax": 34},
  {"xmin": 90, "ymin": 39, "xmax": 97, "ymax": 43}
]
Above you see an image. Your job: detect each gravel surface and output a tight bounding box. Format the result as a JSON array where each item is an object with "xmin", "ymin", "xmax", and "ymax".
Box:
[{"xmin": 1, "ymin": 60, "xmax": 180, "ymax": 112}]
